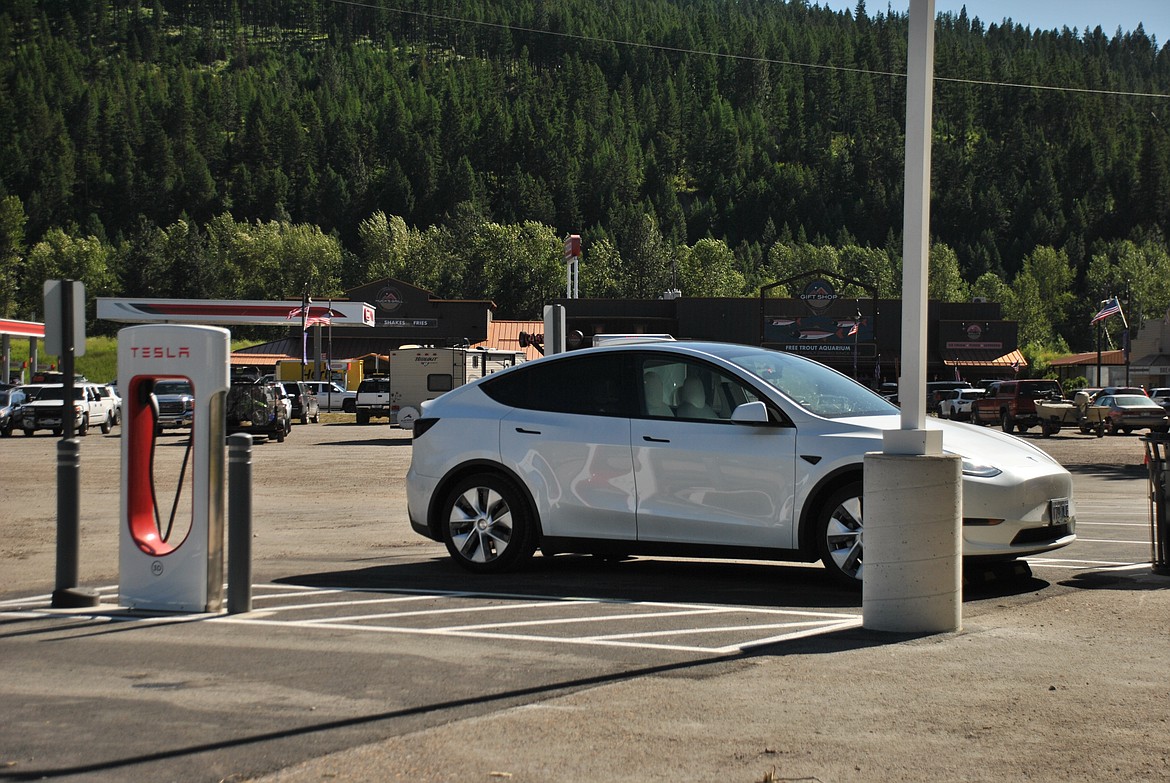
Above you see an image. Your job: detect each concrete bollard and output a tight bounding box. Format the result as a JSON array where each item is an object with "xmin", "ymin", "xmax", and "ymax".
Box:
[{"xmin": 862, "ymin": 451, "xmax": 962, "ymax": 633}]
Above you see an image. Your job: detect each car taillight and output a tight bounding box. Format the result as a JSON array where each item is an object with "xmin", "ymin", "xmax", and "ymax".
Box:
[{"xmin": 412, "ymin": 418, "xmax": 439, "ymax": 439}]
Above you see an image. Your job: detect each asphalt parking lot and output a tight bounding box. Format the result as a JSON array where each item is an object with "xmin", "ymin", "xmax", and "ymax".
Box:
[{"xmin": 1, "ymin": 421, "xmax": 1167, "ymax": 782}]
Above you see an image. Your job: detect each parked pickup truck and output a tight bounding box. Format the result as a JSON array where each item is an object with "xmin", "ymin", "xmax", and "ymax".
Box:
[
  {"xmin": 302, "ymin": 381, "xmax": 356, "ymax": 413},
  {"xmin": 354, "ymin": 376, "xmax": 392, "ymax": 424},
  {"xmin": 21, "ymin": 383, "xmax": 115, "ymax": 436},
  {"xmin": 970, "ymin": 378, "xmax": 1063, "ymax": 433}
]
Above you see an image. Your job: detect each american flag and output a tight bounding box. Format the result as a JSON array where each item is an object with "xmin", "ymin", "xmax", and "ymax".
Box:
[
  {"xmin": 288, "ymin": 305, "xmax": 331, "ymax": 328},
  {"xmin": 1090, "ymin": 297, "xmax": 1122, "ymax": 326}
]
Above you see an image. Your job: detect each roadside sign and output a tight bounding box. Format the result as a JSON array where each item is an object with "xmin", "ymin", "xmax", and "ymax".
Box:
[{"xmin": 43, "ymin": 280, "xmax": 86, "ymax": 357}]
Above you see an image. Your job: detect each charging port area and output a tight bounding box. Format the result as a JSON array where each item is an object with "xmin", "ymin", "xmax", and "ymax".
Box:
[{"xmin": 118, "ymin": 325, "xmax": 229, "ymax": 612}]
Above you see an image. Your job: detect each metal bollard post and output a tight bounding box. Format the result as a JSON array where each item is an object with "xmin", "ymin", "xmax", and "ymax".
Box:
[
  {"xmin": 227, "ymin": 433, "xmax": 253, "ymax": 613},
  {"xmin": 1145, "ymin": 434, "xmax": 1170, "ymax": 576},
  {"xmin": 52, "ymin": 438, "xmax": 99, "ymax": 608}
]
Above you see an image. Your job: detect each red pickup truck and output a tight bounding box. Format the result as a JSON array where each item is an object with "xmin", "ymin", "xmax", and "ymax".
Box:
[{"xmin": 970, "ymin": 379, "xmax": 1063, "ymax": 433}]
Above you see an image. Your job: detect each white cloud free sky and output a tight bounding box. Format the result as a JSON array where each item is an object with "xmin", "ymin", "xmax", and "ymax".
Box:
[{"xmin": 816, "ymin": 1, "xmax": 1170, "ymax": 45}]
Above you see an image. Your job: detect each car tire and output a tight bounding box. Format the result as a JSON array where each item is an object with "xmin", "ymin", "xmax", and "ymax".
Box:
[
  {"xmin": 815, "ymin": 482, "xmax": 864, "ymax": 587},
  {"xmin": 0, "ymin": 425, "xmax": 10, "ymax": 437},
  {"xmin": 441, "ymin": 473, "xmax": 537, "ymax": 573},
  {"xmin": 1107, "ymin": 420, "xmax": 1120, "ymax": 435},
  {"xmin": 24, "ymin": 427, "xmax": 34, "ymax": 436},
  {"xmin": 100, "ymin": 417, "xmax": 111, "ymax": 434},
  {"xmin": 1001, "ymin": 411, "xmax": 1013, "ymax": 433},
  {"xmin": 275, "ymin": 422, "xmax": 285, "ymax": 443},
  {"xmin": 311, "ymin": 410, "xmax": 320, "ymax": 423},
  {"xmin": 356, "ymin": 411, "xmax": 369, "ymax": 425},
  {"xmin": 300, "ymin": 413, "xmax": 309, "ymax": 425},
  {"xmin": 78, "ymin": 415, "xmax": 88, "ymax": 436}
]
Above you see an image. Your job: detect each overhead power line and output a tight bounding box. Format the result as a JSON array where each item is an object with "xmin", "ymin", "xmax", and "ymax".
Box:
[{"xmin": 320, "ymin": 0, "xmax": 1170, "ymax": 101}]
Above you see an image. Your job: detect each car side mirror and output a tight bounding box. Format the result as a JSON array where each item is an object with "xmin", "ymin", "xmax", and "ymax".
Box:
[{"xmin": 730, "ymin": 400, "xmax": 770, "ymax": 425}]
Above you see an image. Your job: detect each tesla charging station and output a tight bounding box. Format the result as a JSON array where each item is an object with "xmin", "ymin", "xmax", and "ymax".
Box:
[{"xmin": 118, "ymin": 324, "xmax": 230, "ymax": 612}]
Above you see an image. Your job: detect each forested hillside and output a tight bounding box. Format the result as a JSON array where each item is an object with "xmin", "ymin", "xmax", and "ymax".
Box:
[{"xmin": 1, "ymin": 0, "xmax": 1169, "ymax": 357}]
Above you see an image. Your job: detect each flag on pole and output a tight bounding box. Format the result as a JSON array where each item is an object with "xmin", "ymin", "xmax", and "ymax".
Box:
[
  {"xmin": 287, "ymin": 305, "xmax": 331, "ymax": 328},
  {"xmin": 847, "ymin": 321, "xmax": 858, "ymax": 336},
  {"xmin": 1090, "ymin": 297, "xmax": 1122, "ymax": 326}
]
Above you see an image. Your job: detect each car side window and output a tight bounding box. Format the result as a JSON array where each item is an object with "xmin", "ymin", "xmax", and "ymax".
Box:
[
  {"xmin": 482, "ymin": 353, "xmax": 633, "ymax": 417},
  {"xmin": 636, "ymin": 356, "xmax": 759, "ymax": 422}
]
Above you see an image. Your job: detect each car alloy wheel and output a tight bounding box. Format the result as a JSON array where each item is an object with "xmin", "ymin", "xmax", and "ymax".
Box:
[
  {"xmin": 442, "ymin": 473, "xmax": 535, "ymax": 573},
  {"xmin": 816, "ymin": 483, "xmax": 864, "ymax": 586}
]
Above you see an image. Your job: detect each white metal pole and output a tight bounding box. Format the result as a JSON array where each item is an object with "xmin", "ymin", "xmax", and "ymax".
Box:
[
  {"xmin": 865, "ymin": 0, "xmax": 960, "ymax": 634},
  {"xmin": 897, "ymin": 0, "xmax": 935, "ymax": 442}
]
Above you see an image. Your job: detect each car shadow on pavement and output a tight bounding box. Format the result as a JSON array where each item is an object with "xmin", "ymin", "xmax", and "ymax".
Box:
[
  {"xmin": 277, "ymin": 555, "xmax": 862, "ymax": 610},
  {"xmin": 1064, "ymin": 463, "xmax": 1147, "ymax": 480},
  {"xmin": 1059, "ymin": 570, "xmax": 1170, "ymax": 591},
  {"xmin": 315, "ymin": 437, "xmax": 413, "ymax": 447},
  {"xmin": 275, "ymin": 553, "xmax": 1047, "ymax": 611}
]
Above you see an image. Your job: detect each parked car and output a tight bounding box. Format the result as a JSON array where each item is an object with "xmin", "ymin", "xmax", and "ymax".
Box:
[
  {"xmin": 406, "ymin": 341, "xmax": 1076, "ymax": 586},
  {"xmin": 226, "ymin": 381, "xmax": 289, "ymax": 441},
  {"xmin": 21, "ymin": 383, "xmax": 114, "ymax": 436},
  {"xmin": 270, "ymin": 382, "xmax": 294, "ymax": 423},
  {"xmin": 1149, "ymin": 387, "xmax": 1170, "ymax": 412},
  {"xmin": 925, "ymin": 380, "xmax": 972, "ymax": 412},
  {"xmin": 152, "ymin": 379, "xmax": 195, "ymax": 433},
  {"xmin": 970, "ymin": 378, "xmax": 1064, "ymax": 432},
  {"xmin": 938, "ymin": 388, "xmax": 986, "ymax": 421},
  {"xmin": 0, "ymin": 387, "xmax": 28, "ymax": 436},
  {"xmin": 1094, "ymin": 393, "xmax": 1170, "ymax": 435},
  {"xmin": 93, "ymin": 383, "xmax": 121, "ymax": 427},
  {"xmin": 281, "ymin": 381, "xmax": 320, "ymax": 424},
  {"xmin": 355, "ymin": 376, "xmax": 392, "ymax": 424},
  {"xmin": 302, "ymin": 381, "xmax": 357, "ymax": 412}
]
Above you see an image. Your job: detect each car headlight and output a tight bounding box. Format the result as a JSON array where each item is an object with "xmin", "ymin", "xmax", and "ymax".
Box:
[{"xmin": 961, "ymin": 457, "xmax": 1001, "ymax": 478}]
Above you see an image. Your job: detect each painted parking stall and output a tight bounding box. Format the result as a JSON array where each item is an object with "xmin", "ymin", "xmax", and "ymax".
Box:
[{"xmin": 1, "ymin": 582, "xmax": 862, "ymax": 655}]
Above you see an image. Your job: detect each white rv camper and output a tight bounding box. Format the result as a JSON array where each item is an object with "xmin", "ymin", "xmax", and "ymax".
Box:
[{"xmin": 386, "ymin": 347, "xmax": 525, "ymax": 427}]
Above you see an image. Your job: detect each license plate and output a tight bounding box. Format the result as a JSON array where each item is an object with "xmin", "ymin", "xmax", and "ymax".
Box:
[{"xmin": 1049, "ymin": 498, "xmax": 1070, "ymax": 526}]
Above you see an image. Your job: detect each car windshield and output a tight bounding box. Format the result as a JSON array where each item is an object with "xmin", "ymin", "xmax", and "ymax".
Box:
[
  {"xmin": 1115, "ymin": 395, "xmax": 1160, "ymax": 408},
  {"xmin": 35, "ymin": 387, "xmax": 86, "ymax": 401},
  {"xmin": 155, "ymin": 380, "xmax": 191, "ymax": 395},
  {"xmin": 701, "ymin": 344, "xmax": 898, "ymax": 418}
]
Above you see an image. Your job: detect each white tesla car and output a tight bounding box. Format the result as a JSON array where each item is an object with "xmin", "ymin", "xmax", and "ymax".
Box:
[{"xmin": 406, "ymin": 341, "xmax": 1075, "ymax": 585}]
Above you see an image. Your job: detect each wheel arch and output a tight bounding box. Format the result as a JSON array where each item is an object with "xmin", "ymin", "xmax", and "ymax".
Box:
[
  {"xmin": 796, "ymin": 463, "xmax": 864, "ymax": 559},
  {"xmin": 427, "ymin": 459, "xmax": 543, "ymax": 544}
]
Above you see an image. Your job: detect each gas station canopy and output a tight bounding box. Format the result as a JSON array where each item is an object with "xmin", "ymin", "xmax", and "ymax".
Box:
[
  {"xmin": 0, "ymin": 318, "xmax": 46, "ymax": 339},
  {"xmin": 97, "ymin": 298, "xmax": 375, "ymax": 327}
]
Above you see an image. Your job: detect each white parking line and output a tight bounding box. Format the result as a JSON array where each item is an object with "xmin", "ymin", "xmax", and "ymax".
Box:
[
  {"xmin": 1076, "ymin": 521, "xmax": 1150, "ymax": 528},
  {"xmin": 0, "ymin": 584, "xmax": 863, "ymax": 655},
  {"xmin": 1028, "ymin": 557, "xmax": 1150, "ymax": 569},
  {"xmin": 248, "ymin": 588, "xmax": 864, "ymax": 653}
]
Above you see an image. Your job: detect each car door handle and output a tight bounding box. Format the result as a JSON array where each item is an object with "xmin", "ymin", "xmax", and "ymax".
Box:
[
  {"xmin": 515, "ymin": 427, "xmax": 541, "ymax": 435},
  {"xmin": 642, "ymin": 435, "xmax": 670, "ymax": 443}
]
